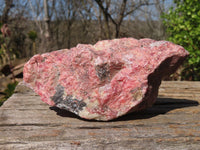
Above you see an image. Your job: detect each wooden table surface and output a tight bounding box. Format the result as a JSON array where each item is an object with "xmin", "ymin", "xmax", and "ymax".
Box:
[{"xmin": 0, "ymin": 81, "xmax": 200, "ymax": 150}]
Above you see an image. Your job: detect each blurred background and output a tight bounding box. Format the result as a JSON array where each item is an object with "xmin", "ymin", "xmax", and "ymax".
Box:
[{"xmin": 0, "ymin": 0, "xmax": 200, "ymax": 104}]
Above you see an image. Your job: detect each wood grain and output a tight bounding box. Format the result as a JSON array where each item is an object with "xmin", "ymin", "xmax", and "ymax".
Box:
[{"xmin": 0, "ymin": 81, "xmax": 200, "ymax": 150}]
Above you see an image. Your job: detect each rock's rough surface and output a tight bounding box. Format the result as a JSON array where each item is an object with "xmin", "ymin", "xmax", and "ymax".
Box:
[{"xmin": 23, "ymin": 38, "xmax": 189, "ymax": 121}]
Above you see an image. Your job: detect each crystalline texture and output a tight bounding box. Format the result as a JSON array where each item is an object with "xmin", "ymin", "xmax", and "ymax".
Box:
[{"xmin": 23, "ymin": 38, "xmax": 189, "ymax": 121}]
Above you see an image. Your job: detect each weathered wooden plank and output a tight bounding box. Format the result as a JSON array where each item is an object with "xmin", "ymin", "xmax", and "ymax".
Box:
[{"xmin": 0, "ymin": 81, "xmax": 200, "ymax": 150}]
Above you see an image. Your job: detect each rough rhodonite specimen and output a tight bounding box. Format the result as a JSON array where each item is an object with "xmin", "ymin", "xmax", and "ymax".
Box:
[{"xmin": 23, "ymin": 38, "xmax": 189, "ymax": 121}]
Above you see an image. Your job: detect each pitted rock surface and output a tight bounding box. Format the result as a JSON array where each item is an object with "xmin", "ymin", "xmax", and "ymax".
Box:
[{"xmin": 23, "ymin": 38, "xmax": 189, "ymax": 120}]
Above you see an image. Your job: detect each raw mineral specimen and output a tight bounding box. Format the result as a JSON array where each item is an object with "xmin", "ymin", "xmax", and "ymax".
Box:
[{"xmin": 23, "ymin": 38, "xmax": 189, "ymax": 121}]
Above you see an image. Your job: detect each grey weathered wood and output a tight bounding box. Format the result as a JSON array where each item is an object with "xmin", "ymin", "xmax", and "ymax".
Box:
[{"xmin": 0, "ymin": 81, "xmax": 200, "ymax": 150}]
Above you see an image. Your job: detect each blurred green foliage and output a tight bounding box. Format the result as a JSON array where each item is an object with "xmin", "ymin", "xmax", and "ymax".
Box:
[
  {"xmin": 0, "ymin": 81, "xmax": 18, "ymax": 106},
  {"xmin": 163, "ymin": 0, "xmax": 200, "ymax": 80},
  {"xmin": 28, "ymin": 30, "xmax": 37, "ymax": 42},
  {"xmin": 28, "ymin": 30, "xmax": 37, "ymax": 55}
]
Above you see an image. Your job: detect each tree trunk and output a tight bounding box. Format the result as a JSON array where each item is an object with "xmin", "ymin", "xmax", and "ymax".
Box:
[
  {"xmin": 115, "ymin": 24, "xmax": 120, "ymax": 38},
  {"xmin": 43, "ymin": 0, "xmax": 50, "ymax": 39},
  {"xmin": 98, "ymin": 8, "xmax": 104, "ymax": 40},
  {"xmin": 2, "ymin": 0, "xmax": 13, "ymax": 23},
  {"xmin": 103, "ymin": 14, "xmax": 111, "ymax": 39},
  {"xmin": 67, "ymin": 22, "xmax": 71, "ymax": 49}
]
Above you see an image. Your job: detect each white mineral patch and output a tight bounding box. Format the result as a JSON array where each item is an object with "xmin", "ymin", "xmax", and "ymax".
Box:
[
  {"xmin": 79, "ymin": 107, "xmax": 100, "ymax": 120},
  {"xmin": 150, "ymin": 41, "xmax": 167, "ymax": 48},
  {"xmin": 94, "ymin": 56, "xmax": 104, "ymax": 66},
  {"xmin": 122, "ymin": 54, "xmax": 134, "ymax": 65}
]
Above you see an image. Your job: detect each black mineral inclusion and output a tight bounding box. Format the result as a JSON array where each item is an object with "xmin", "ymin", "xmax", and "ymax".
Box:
[{"xmin": 51, "ymin": 85, "xmax": 86, "ymax": 115}]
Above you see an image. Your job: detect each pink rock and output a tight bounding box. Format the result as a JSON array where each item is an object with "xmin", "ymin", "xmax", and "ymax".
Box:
[{"xmin": 23, "ymin": 38, "xmax": 189, "ymax": 121}]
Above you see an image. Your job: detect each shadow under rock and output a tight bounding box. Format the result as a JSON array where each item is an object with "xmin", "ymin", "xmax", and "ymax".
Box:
[
  {"xmin": 50, "ymin": 97, "xmax": 199, "ymax": 122},
  {"xmin": 114, "ymin": 97, "xmax": 199, "ymax": 121},
  {"xmin": 49, "ymin": 106, "xmax": 83, "ymax": 120}
]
